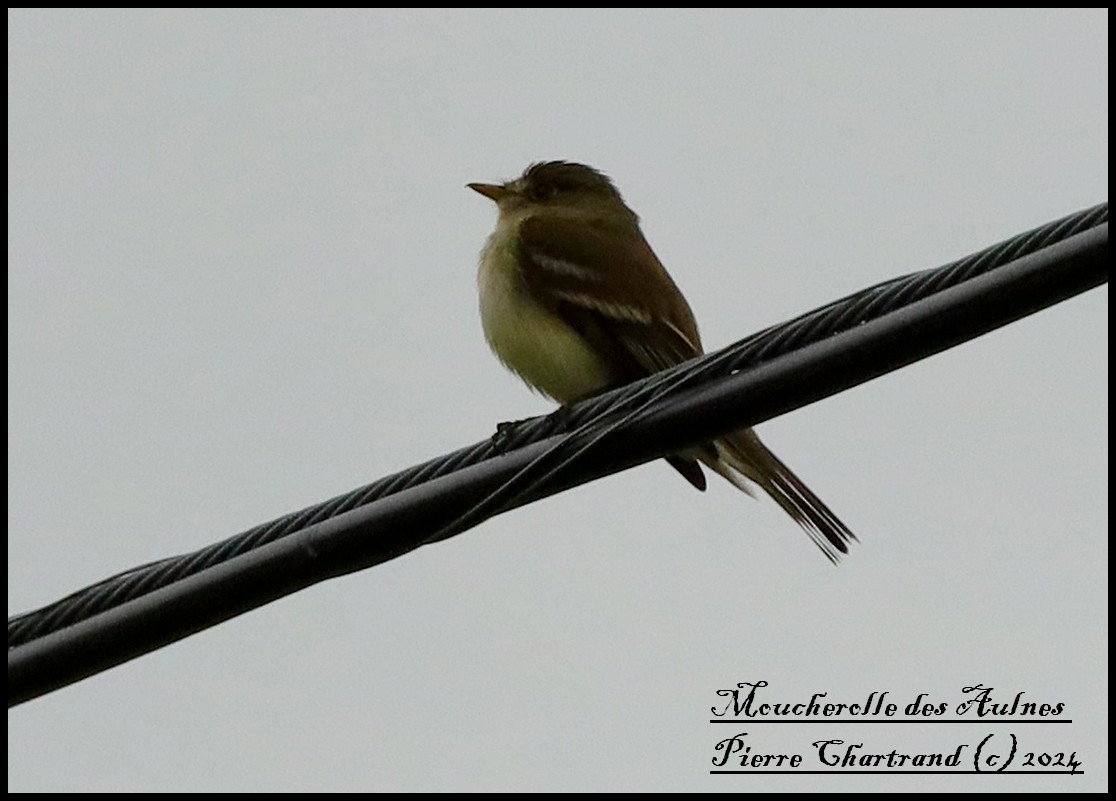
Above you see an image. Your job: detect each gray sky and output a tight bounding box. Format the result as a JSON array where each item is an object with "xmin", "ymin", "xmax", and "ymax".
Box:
[{"xmin": 8, "ymin": 8, "xmax": 1107, "ymax": 792}]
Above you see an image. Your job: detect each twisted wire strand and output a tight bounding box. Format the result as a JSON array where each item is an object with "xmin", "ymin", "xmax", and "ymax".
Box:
[{"xmin": 9, "ymin": 202, "xmax": 1107, "ymax": 649}]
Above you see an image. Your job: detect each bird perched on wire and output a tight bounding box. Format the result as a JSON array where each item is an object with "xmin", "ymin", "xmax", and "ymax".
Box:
[{"xmin": 468, "ymin": 160, "xmax": 855, "ymax": 562}]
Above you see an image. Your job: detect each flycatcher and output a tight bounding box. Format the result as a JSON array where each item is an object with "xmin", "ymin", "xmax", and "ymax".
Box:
[{"xmin": 469, "ymin": 161, "xmax": 855, "ymax": 562}]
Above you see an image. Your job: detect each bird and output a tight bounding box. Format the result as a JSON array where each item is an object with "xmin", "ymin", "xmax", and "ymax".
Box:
[{"xmin": 468, "ymin": 160, "xmax": 855, "ymax": 562}]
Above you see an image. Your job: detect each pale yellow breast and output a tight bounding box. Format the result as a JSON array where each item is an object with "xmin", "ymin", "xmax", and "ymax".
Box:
[{"xmin": 477, "ymin": 225, "xmax": 614, "ymax": 403}]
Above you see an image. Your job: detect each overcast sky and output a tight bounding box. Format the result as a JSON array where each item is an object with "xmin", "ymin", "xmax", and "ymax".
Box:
[{"xmin": 8, "ymin": 8, "xmax": 1108, "ymax": 792}]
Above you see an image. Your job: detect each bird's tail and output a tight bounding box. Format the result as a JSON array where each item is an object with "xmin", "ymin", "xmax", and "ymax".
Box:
[{"xmin": 701, "ymin": 429, "xmax": 857, "ymax": 564}]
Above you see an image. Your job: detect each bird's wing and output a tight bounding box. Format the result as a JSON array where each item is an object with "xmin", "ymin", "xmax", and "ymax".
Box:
[
  {"xmin": 517, "ymin": 215, "xmax": 709, "ymax": 490},
  {"xmin": 516, "ymin": 215, "xmax": 703, "ymax": 381}
]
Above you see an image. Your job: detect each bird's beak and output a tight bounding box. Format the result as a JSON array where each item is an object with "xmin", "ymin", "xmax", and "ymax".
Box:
[{"xmin": 467, "ymin": 182, "xmax": 508, "ymax": 202}]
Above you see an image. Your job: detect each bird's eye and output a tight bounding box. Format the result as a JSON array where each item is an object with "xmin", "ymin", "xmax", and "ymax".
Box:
[{"xmin": 529, "ymin": 182, "xmax": 561, "ymax": 202}]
